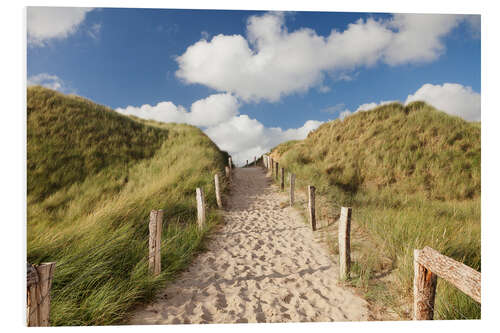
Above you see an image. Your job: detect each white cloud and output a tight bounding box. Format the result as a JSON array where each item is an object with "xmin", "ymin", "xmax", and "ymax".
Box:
[
  {"xmin": 340, "ymin": 83, "xmax": 480, "ymax": 122},
  {"xmin": 188, "ymin": 93, "xmax": 239, "ymax": 127},
  {"xmin": 383, "ymin": 14, "xmax": 462, "ymax": 65},
  {"xmin": 27, "ymin": 7, "xmax": 94, "ymax": 46},
  {"xmin": 176, "ymin": 12, "xmax": 470, "ymax": 102},
  {"xmin": 117, "ymin": 93, "xmax": 322, "ymax": 166},
  {"xmin": 355, "ymin": 100, "xmax": 397, "ymax": 112},
  {"xmin": 27, "ymin": 73, "xmax": 75, "ymax": 93},
  {"xmin": 115, "ymin": 93, "xmax": 238, "ymax": 126},
  {"xmin": 205, "ymin": 116, "xmax": 322, "ymax": 165},
  {"xmin": 405, "ymin": 83, "xmax": 480, "ymax": 121}
]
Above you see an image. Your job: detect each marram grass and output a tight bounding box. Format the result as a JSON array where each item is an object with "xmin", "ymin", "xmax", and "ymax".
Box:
[
  {"xmin": 27, "ymin": 86, "xmax": 229, "ymax": 325},
  {"xmin": 270, "ymin": 102, "xmax": 480, "ymax": 320}
]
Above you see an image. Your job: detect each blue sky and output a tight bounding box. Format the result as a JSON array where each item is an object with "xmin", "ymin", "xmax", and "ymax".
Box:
[{"xmin": 27, "ymin": 7, "xmax": 481, "ymax": 164}]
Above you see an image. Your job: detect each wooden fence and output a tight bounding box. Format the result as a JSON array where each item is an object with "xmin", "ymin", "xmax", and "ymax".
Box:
[
  {"xmin": 262, "ymin": 154, "xmax": 481, "ymax": 319},
  {"xmin": 26, "ymin": 156, "xmax": 234, "ymax": 326},
  {"xmin": 413, "ymin": 246, "xmax": 481, "ymax": 320}
]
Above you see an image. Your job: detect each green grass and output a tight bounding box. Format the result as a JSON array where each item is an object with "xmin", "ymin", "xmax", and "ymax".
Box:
[
  {"xmin": 269, "ymin": 102, "xmax": 480, "ymax": 320},
  {"xmin": 27, "ymin": 86, "xmax": 230, "ymax": 325}
]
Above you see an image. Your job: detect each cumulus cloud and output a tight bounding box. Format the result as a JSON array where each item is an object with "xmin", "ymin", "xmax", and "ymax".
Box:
[
  {"xmin": 27, "ymin": 73, "xmax": 75, "ymax": 93},
  {"xmin": 205, "ymin": 116, "xmax": 322, "ymax": 165},
  {"xmin": 339, "ymin": 83, "xmax": 480, "ymax": 122},
  {"xmin": 176, "ymin": 12, "xmax": 470, "ymax": 102},
  {"xmin": 383, "ymin": 14, "xmax": 462, "ymax": 65},
  {"xmin": 405, "ymin": 83, "xmax": 480, "ymax": 121},
  {"xmin": 116, "ymin": 93, "xmax": 322, "ymax": 165},
  {"xmin": 27, "ymin": 7, "xmax": 94, "ymax": 46},
  {"xmin": 116, "ymin": 93, "xmax": 238, "ymax": 126},
  {"xmin": 355, "ymin": 100, "xmax": 397, "ymax": 112}
]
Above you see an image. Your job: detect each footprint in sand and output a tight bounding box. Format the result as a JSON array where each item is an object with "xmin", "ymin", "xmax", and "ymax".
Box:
[{"xmin": 127, "ymin": 167, "xmax": 368, "ymax": 325}]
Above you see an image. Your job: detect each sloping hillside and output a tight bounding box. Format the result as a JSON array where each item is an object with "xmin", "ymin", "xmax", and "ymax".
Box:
[
  {"xmin": 270, "ymin": 102, "xmax": 480, "ymax": 319},
  {"xmin": 27, "ymin": 86, "xmax": 229, "ymax": 325}
]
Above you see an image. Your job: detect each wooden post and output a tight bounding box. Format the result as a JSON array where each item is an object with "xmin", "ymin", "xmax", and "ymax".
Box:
[
  {"xmin": 308, "ymin": 185, "xmax": 316, "ymax": 231},
  {"xmin": 149, "ymin": 209, "xmax": 163, "ymax": 276},
  {"xmin": 196, "ymin": 187, "xmax": 206, "ymax": 228},
  {"xmin": 214, "ymin": 173, "xmax": 222, "ymax": 209},
  {"xmin": 228, "ymin": 157, "xmax": 232, "ymax": 170},
  {"xmin": 27, "ymin": 262, "xmax": 56, "ymax": 326},
  {"xmin": 246, "ymin": 160, "xmax": 248, "ymax": 167},
  {"xmin": 275, "ymin": 162, "xmax": 279, "ymax": 180},
  {"xmin": 270, "ymin": 158, "xmax": 273, "ymax": 175},
  {"xmin": 280, "ymin": 168, "xmax": 285, "ymax": 191},
  {"xmin": 338, "ymin": 207, "xmax": 352, "ymax": 280},
  {"xmin": 254, "ymin": 156, "xmax": 256, "ymax": 166},
  {"xmin": 290, "ymin": 173, "xmax": 295, "ymax": 206},
  {"xmin": 416, "ymin": 246, "xmax": 481, "ymax": 303},
  {"xmin": 225, "ymin": 166, "xmax": 231, "ymax": 182},
  {"xmin": 413, "ymin": 249, "xmax": 438, "ymax": 320}
]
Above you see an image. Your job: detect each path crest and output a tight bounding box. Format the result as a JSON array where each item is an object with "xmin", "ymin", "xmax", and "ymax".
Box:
[{"xmin": 128, "ymin": 167, "xmax": 368, "ymax": 324}]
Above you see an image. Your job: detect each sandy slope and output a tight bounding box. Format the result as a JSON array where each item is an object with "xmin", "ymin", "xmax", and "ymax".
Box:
[{"xmin": 128, "ymin": 167, "xmax": 368, "ymax": 324}]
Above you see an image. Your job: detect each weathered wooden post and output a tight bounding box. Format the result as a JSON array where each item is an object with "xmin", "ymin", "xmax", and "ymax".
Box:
[
  {"xmin": 338, "ymin": 207, "xmax": 352, "ymax": 280},
  {"xmin": 254, "ymin": 156, "xmax": 256, "ymax": 166},
  {"xmin": 290, "ymin": 173, "xmax": 295, "ymax": 206},
  {"xmin": 27, "ymin": 262, "xmax": 56, "ymax": 326},
  {"xmin": 308, "ymin": 185, "xmax": 316, "ymax": 231},
  {"xmin": 280, "ymin": 168, "xmax": 285, "ymax": 191},
  {"xmin": 196, "ymin": 187, "xmax": 206, "ymax": 228},
  {"xmin": 413, "ymin": 249, "xmax": 437, "ymax": 320},
  {"xmin": 225, "ymin": 166, "xmax": 231, "ymax": 182},
  {"xmin": 270, "ymin": 158, "xmax": 273, "ymax": 175},
  {"xmin": 149, "ymin": 209, "xmax": 163, "ymax": 276},
  {"xmin": 246, "ymin": 160, "xmax": 248, "ymax": 167},
  {"xmin": 214, "ymin": 173, "xmax": 222, "ymax": 209},
  {"xmin": 275, "ymin": 162, "xmax": 279, "ymax": 180},
  {"xmin": 228, "ymin": 157, "xmax": 232, "ymax": 170}
]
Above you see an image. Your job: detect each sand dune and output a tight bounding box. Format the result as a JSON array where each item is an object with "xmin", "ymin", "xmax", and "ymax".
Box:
[{"xmin": 128, "ymin": 167, "xmax": 368, "ymax": 324}]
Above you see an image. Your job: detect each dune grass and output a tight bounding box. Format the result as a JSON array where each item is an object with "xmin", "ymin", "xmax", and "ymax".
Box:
[
  {"xmin": 269, "ymin": 102, "xmax": 480, "ymax": 320},
  {"xmin": 27, "ymin": 87, "xmax": 230, "ymax": 325}
]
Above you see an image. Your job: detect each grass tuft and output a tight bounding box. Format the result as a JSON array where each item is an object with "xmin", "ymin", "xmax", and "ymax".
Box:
[
  {"xmin": 269, "ymin": 101, "xmax": 480, "ymax": 320},
  {"xmin": 27, "ymin": 86, "xmax": 230, "ymax": 325}
]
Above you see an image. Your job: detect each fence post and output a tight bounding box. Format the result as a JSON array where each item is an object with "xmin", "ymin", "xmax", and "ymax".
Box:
[
  {"xmin": 149, "ymin": 209, "xmax": 163, "ymax": 276},
  {"xmin": 254, "ymin": 156, "xmax": 256, "ymax": 166},
  {"xmin": 246, "ymin": 160, "xmax": 248, "ymax": 167},
  {"xmin": 280, "ymin": 168, "xmax": 285, "ymax": 191},
  {"xmin": 413, "ymin": 249, "xmax": 438, "ymax": 320},
  {"xmin": 275, "ymin": 162, "xmax": 279, "ymax": 180},
  {"xmin": 196, "ymin": 187, "xmax": 206, "ymax": 228},
  {"xmin": 228, "ymin": 157, "xmax": 232, "ymax": 170},
  {"xmin": 270, "ymin": 158, "xmax": 273, "ymax": 175},
  {"xmin": 338, "ymin": 207, "xmax": 352, "ymax": 280},
  {"xmin": 225, "ymin": 166, "xmax": 231, "ymax": 182},
  {"xmin": 214, "ymin": 174, "xmax": 222, "ymax": 209},
  {"xmin": 27, "ymin": 262, "xmax": 56, "ymax": 326},
  {"xmin": 308, "ymin": 185, "xmax": 316, "ymax": 231},
  {"xmin": 290, "ymin": 173, "xmax": 295, "ymax": 206}
]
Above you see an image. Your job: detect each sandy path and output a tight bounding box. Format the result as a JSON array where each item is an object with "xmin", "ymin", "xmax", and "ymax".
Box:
[{"xmin": 128, "ymin": 167, "xmax": 368, "ymax": 324}]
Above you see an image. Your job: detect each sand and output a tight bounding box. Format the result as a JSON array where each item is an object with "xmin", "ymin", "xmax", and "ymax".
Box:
[{"xmin": 128, "ymin": 167, "xmax": 369, "ymax": 324}]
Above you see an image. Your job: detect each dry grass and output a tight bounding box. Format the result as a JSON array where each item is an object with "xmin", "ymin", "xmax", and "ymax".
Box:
[
  {"xmin": 269, "ymin": 101, "xmax": 481, "ymax": 320},
  {"xmin": 27, "ymin": 87, "xmax": 230, "ymax": 325}
]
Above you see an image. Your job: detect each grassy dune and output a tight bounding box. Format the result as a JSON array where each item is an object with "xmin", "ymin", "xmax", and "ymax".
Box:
[
  {"xmin": 27, "ymin": 86, "xmax": 230, "ymax": 325},
  {"xmin": 270, "ymin": 102, "xmax": 480, "ymax": 319}
]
